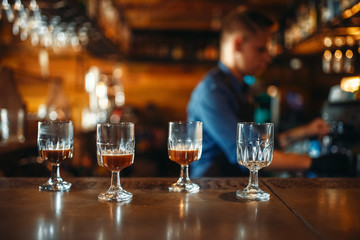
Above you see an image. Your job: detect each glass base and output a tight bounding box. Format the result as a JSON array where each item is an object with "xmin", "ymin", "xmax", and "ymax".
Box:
[
  {"xmin": 169, "ymin": 181, "xmax": 200, "ymax": 193},
  {"xmin": 39, "ymin": 178, "xmax": 71, "ymax": 192},
  {"xmin": 98, "ymin": 189, "xmax": 133, "ymax": 202},
  {"xmin": 236, "ymin": 187, "xmax": 270, "ymax": 201}
]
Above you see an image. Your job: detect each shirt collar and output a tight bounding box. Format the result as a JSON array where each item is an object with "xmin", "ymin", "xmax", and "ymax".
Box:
[{"xmin": 218, "ymin": 61, "xmax": 249, "ymax": 93}]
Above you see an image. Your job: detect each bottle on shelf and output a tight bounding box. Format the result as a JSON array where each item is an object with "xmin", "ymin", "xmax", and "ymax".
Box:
[
  {"xmin": 0, "ymin": 67, "xmax": 26, "ymax": 145},
  {"xmin": 38, "ymin": 78, "xmax": 71, "ymax": 121}
]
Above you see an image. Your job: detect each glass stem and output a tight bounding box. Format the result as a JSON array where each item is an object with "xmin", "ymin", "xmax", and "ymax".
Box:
[
  {"xmin": 110, "ymin": 171, "xmax": 122, "ymax": 191},
  {"xmin": 179, "ymin": 165, "xmax": 190, "ymax": 184},
  {"xmin": 50, "ymin": 164, "xmax": 61, "ymax": 182},
  {"xmin": 247, "ymin": 170, "xmax": 259, "ymax": 189}
]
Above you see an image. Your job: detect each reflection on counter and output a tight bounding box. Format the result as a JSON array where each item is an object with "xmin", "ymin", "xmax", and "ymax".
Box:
[
  {"xmin": 166, "ymin": 193, "xmax": 201, "ymax": 240},
  {"xmin": 36, "ymin": 192, "xmax": 68, "ymax": 240}
]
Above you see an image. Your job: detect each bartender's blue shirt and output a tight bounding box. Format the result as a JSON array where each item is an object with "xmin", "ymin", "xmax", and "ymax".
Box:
[{"xmin": 187, "ymin": 62, "xmax": 252, "ymax": 177}]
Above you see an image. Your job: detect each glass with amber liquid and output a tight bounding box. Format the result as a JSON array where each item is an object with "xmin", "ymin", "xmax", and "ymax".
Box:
[
  {"xmin": 97, "ymin": 122, "xmax": 135, "ymax": 202},
  {"xmin": 38, "ymin": 121, "xmax": 73, "ymax": 191},
  {"xmin": 168, "ymin": 121, "xmax": 202, "ymax": 193}
]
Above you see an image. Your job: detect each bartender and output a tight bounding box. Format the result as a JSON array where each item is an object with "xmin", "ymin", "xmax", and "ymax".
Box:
[{"xmin": 187, "ymin": 7, "xmax": 330, "ymax": 177}]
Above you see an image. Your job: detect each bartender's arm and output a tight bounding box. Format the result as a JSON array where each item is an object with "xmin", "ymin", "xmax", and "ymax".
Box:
[
  {"xmin": 277, "ymin": 117, "xmax": 330, "ymax": 149},
  {"xmin": 267, "ymin": 150, "xmax": 312, "ymax": 171}
]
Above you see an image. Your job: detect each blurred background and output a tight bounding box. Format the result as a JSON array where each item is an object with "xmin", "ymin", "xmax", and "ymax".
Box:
[{"xmin": 0, "ymin": 0, "xmax": 360, "ymax": 178}]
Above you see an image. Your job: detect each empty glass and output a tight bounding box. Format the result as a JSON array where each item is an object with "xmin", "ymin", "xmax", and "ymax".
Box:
[
  {"xmin": 168, "ymin": 121, "xmax": 202, "ymax": 193},
  {"xmin": 97, "ymin": 122, "xmax": 135, "ymax": 202},
  {"xmin": 236, "ymin": 122, "xmax": 274, "ymax": 201},
  {"xmin": 38, "ymin": 121, "xmax": 73, "ymax": 191}
]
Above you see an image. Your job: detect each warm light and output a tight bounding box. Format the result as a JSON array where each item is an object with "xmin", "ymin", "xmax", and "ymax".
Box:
[
  {"xmin": 346, "ymin": 36, "xmax": 355, "ymax": 46},
  {"xmin": 343, "ymin": 9, "xmax": 353, "ymax": 18},
  {"xmin": 85, "ymin": 67, "xmax": 99, "ymax": 92},
  {"xmin": 38, "ymin": 104, "xmax": 47, "ymax": 119},
  {"xmin": 85, "ymin": 72, "xmax": 96, "ymax": 92},
  {"xmin": 345, "ymin": 49, "xmax": 353, "ymax": 59},
  {"xmin": 81, "ymin": 109, "xmax": 97, "ymax": 130},
  {"xmin": 49, "ymin": 110, "xmax": 58, "ymax": 121},
  {"xmin": 39, "ymin": 49, "xmax": 49, "ymax": 78},
  {"xmin": 334, "ymin": 37, "xmax": 345, "ymax": 47},
  {"xmin": 346, "ymin": 27, "xmax": 360, "ymax": 35},
  {"xmin": 113, "ymin": 65, "xmax": 123, "ymax": 79},
  {"xmin": 340, "ymin": 76, "xmax": 360, "ymax": 93},
  {"xmin": 343, "ymin": 2, "xmax": 360, "ymax": 18},
  {"xmin": 96, "ymin": 82, "xmax": 107, "ymax": 98},
  {"xmin": 115, "ymin": 92, "xmax": 125, "ymax": 106},
  {"xmin": 290, "ymin": 58, "xmax": 302, "ymax": 70},
  {"xmin": 323, "ymin": 37, "xmax": 332, "ymax": 47},
  {"xmin": 334, "ymin": 50, "xmax": 342, "ymax": 60},
  {"xmin": 179, "ymin": 198, "xmax": 185, "ymax": 219},
  {"xmin": 351, "ymin": 2, "xmax": 360, "ymax": 15},
  {"xmin": 267, "ymin": 85, "xmax": 278, "ymax": 97},
  {"xmin": 323, "ymin": 50, "xmax": 332, "ymax": 60},
  {"xmin": 99, "ymin": 98, "xmax": 110, "ymax": 110}
]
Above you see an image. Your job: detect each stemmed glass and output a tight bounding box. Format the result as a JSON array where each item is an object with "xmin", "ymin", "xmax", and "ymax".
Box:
[
  {"xmin": 12, "ymin": 0, "xmax": 27, "ymax": 38},
  {"xmin": 168, "ymin": 121, "xmax": 202, "ymax": 193},
  {"xmin": 0, "ymin": 0, "xmax": 14, "ymax": 22},
  {"xmin": 38, "ymin": 121, "xmax": 73, "ymax": 191},
  {"xmin": 97, "ymin": 122, "xmax": 135, "ymax": 202},
  {"xmin": 236, "ymin": 122, "xmax": 274, "ymax": 201}
]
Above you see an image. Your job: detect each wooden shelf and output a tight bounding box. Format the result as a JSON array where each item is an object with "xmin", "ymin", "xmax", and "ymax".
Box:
[
  {"xmin": 283, "ymin": 2, "xmax": 360, "ymax": 56},
  {"xmin": 288, "ymin": 26, "xmax": 360, "ymax": 56}
]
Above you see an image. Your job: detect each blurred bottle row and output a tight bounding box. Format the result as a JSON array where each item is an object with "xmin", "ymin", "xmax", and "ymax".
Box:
[
  {"xmin": 322, "ymin": 36, "xmax": 359, "ymax": 74},
  {"xmin": 129, "ymin": 31, "xmax": 220, "ymax": 62},
  {"xmin": 284, "ymin": 0, "xmax": 359, "ymax": 49},
  {"xmin": 0, "ymin": 64, "xmax": 126, "ymax": 145}
]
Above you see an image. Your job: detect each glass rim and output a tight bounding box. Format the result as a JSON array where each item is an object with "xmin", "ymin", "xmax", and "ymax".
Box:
[
  {"xmin": 38, "ymin": 120, "xmax": 73, "ymax": 125},
  {"xmin": 97, "ymin": 122, "xmax": 135, "ymax": 127},
  {"xmin": 169, "ymin": 121, "xmax": 202, "ymax": 125},
  {"xmin": 237, "ymin": 122, "xmax": 274, "ymax": 126}
]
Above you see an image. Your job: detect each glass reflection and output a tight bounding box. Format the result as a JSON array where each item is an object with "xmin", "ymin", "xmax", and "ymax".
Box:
[
  {"xmin": 236, "ymin": 202, "xmax": 259, "ymax": 239},
  {"xmin": 97, "ymin": 201, "xmax": 130, "ymax": 240},
  {"xmin": 166, "ymin": 194, "xmax": 201, "ymax": 240},
  {"xmin": 179, "ymin": 194, "xmax": 189, "ymax": 219},
  {"xmin": 36, "ymin": 192, "xmax": 65, "ymax": 240},
  {"xmin": 108, "ymin": 201, "xmax": 130, "ymax": 226},
  {"xmin": 37, "ymin": 218, "xmax": 55, "ymax": 240},
  {"xmin": 53, "ymin": 192, "xmax": 63, "ymax": 216}
]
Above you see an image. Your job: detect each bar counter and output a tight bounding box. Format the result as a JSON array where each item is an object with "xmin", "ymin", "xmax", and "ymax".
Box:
[{"xmin": 0, "ymin": 177, "xmax": 359, "ymax": 240}]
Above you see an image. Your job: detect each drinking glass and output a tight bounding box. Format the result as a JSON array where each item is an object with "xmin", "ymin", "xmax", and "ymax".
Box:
[
  {"xmin": 38, "ymin": 121, "xmax": 73, "ymax": 191},
  {"xmin": 97, "ymin": 122, "xmax": 135, "ymax": 202},
  {"xmin": 1, "ymin": 0, "xmax": 14, "ymax": 22},
  {"xmin": 236, "ymin": 122, "xmax": 274, "ymax": 201},
  {"xmin": 168, "ymin": 121, "xmax": 202, "ymax": 193}
]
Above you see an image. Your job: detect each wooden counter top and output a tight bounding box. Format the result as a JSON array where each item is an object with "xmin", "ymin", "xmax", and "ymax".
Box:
[{"xmin": 0, "ymin": 177, "xmax": 359, "ymax": 239}]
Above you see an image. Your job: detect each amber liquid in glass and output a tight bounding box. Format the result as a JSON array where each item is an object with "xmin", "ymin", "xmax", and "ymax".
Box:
[
  {"xmin": 102, "ymin": 154, "xmax": 134, "ymax": 172},
  {"xmin": 41, "ymin": 149, "xmax": 73, "ymax": 164},
  {"xmin": 169, "ymin": 149, "xmax": 199, "ymax": 166}
]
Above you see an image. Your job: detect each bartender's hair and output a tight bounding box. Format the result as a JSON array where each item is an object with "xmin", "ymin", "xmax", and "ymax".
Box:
[{"xmin": 220, "ymin": 6, "xmax": 274, "ymax": 44}]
